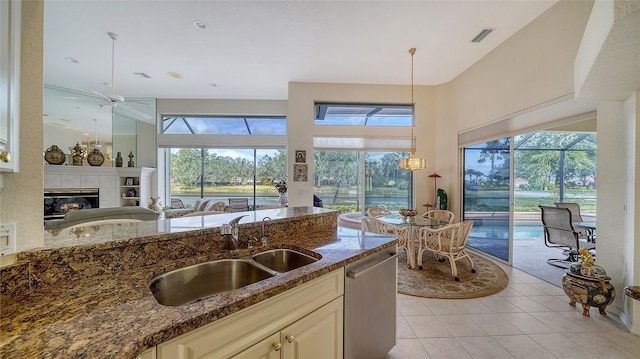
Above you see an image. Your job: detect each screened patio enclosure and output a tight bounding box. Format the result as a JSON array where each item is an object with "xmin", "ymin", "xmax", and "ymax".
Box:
[{"xmin": 463, "ymin": 131, "xmax": 597, "ymax": 263}]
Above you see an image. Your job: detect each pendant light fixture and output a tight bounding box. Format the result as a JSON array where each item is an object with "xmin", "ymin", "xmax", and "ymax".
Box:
[
  {"xmin": 398, "ymin": 47, "xmax": 426, "ymax": 171},
  {"xmin": 91, "ymin": 118, "xmax": 102, "ymax": 149}
]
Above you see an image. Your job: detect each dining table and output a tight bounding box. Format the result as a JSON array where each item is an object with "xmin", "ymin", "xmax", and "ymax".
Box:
[
  {"xmin": 376, "ymin": 213, "xmax": 449, "ymax": 269},
  {"xmin": 574, "ymin": 221, "xmax": 596, "ymax": 243}
]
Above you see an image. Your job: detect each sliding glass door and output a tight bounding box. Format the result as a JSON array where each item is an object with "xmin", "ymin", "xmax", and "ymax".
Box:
[{"xmin": 463, "ymin": 138, "xmax": 512, "ymax": 262}]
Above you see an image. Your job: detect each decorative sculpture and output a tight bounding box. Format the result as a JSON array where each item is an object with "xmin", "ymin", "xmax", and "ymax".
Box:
[
  {"xmin": 128, "ymin": 151, "xmax": 135, "ymax": 167},
  {"xmin": 69, "ymin": 143, "xmax": 86, "ymax": 166},
  {"xmin": 115, "ymin": 152, "xmax": 123, "ymax": 167}
]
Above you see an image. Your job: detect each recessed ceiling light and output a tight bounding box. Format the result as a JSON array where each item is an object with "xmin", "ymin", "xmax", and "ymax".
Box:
[
  {"xmin": 167, "ymin": 72, "xmax": 184, "ymax": 79},
  {"xmin": 193, "ymin": 20, "xmax": 209, "ymax": 30},
  {"xmin": 64, "ymin": 57, "xmax": 79, "ymax": 64}
]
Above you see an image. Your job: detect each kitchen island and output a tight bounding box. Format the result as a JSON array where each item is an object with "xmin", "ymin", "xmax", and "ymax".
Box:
[{"xmin": 0, "ymin": 207, "xmax": 397, "ymax": 358}]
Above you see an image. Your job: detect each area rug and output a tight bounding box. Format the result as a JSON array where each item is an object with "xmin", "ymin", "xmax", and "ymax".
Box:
[{"xmin": 397, "ymin": 251, "xmax": 509, "ymax": 299}]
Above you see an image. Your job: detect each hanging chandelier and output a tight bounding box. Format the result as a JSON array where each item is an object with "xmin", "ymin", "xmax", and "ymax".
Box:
[{"xmin": 398, "ymin": 48, "xmax": 426, "ymax": 171}]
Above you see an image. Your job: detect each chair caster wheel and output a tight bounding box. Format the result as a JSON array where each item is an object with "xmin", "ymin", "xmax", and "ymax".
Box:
[
  {"xmin": 418, "ymin": 266, "xmax": 423, "ymax": 270},
  {"xmin": 454, "ymin": 276, "xmax": 460, "ymax": 281},
  {"xmin": 438, "ymin": 258, "xmax": 445, "ymax": 262},
  {"xmin": 471, "ymin": 269, "xmax": 476, "ymax": 273}
]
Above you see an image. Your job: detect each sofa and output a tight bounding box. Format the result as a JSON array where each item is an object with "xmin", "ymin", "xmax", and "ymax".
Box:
[
  {"xmin": 164, "ymin": 199, "xmax": 231, "ymax": 219},
  {"xmin": 44, "ymin": 206, "xmax": 160, "ymax": 230}
]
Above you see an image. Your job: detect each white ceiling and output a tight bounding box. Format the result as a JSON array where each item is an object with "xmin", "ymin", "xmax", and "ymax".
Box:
[{"xmin": 44, "ymin": 0, "xmax": 559, "ymax": 101}]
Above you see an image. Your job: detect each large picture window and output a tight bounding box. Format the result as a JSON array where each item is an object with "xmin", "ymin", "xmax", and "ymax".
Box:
[
  {"xmin": 167, "ymin": 148, "xmax": 286, "ymax": 209},
  {"xmin": 313, "ymin": 150, "xmax": 412, "ymax": 213}
]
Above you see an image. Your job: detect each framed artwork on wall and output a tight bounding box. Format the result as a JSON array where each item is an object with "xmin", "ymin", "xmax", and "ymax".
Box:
[
  {"xmin": 294, "ymin": 164, "xmax": 308, "ymax": 182},
  {"xmin": 295, "ymin": 150, "xmax": 306, "ymax": 163}
]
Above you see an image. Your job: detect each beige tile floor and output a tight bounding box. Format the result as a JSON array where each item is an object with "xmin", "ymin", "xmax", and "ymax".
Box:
[{"xmin": 388, "ymin": 263, "xmax": 640, "ymax": 359}]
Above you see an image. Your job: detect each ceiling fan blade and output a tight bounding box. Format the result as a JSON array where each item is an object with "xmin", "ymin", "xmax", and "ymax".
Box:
[
  {"xmin": 116, "ymin": 101, "xmax": 154, "ymax": 120},
  {"xmin": 92, "ymin": 91, "xmax": 113, "ymax": 102}
]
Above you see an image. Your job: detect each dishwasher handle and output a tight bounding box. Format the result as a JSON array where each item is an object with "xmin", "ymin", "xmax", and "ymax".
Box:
[{"xmin": 346, "ymin": 252, "xmax": 398, "ymax": 279}]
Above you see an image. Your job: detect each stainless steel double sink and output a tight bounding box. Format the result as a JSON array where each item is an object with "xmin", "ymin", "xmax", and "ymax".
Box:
[{"xmin": 149, "ymin": 249, "xmax": 320, "ymax": 306}]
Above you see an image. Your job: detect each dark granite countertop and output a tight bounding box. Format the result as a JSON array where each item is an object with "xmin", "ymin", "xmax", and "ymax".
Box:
[{"xmin": 0, "ymin": 207, "xmax": 396, "ymax": 359}]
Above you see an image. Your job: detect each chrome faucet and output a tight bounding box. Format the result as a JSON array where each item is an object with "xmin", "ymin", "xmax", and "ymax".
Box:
[
  {"xmin": 220, "ymin": 215, "xmax": 248, "ymax": 251},
  {"xmin": 260, "ymin": 217, "xmax": 272, "ymax": 247}
]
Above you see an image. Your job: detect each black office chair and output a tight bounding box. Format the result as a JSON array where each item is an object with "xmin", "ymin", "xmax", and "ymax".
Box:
[{"xmin": 539, "ymin": 205, "xmax": 595, "ymax": 268}]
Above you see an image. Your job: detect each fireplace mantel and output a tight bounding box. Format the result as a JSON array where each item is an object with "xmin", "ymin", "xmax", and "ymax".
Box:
[{"xmin": 44, "ymin": 166, "xmax": 155, "ymax": 209}]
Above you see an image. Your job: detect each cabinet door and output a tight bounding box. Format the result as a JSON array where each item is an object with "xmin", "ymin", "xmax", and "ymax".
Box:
[
  {"xmin": 281, "ymin": 297, "xmax": 343, "ymax": 359},
  {"xmin": 136, "ymin": 347, "xmax": 156, "ymax": 359},
  {"xmin": 231, "ymin": 333, "xmax": 281, "ymax": 359}
]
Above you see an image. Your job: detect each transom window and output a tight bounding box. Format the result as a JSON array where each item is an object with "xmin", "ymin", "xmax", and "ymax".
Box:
[
  {"xmin": 162, "ymin": 116, "xmax": 286, "ymax": 135},
  {"xmin": 314, "ymin": 103, "xmax": 413, "ymax": 126}
]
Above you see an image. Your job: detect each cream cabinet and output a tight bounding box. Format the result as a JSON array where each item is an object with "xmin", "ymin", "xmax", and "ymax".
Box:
[
  {"xmin": 135, "ymin": 348, "xmax": 156, "ymax": 359},
  {"xmin": 0, "ymin": 0, "xmax": 21, "ymax": 174},
  {"xmin": 156, "ymin": 268, "xmax": 344, "ymax": 359},
  {"xmin": 232, "ymin": 297, "xmax": 343, "ymax": 359}
]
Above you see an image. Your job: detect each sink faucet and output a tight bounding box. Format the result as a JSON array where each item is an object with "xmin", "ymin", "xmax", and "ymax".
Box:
[
  {"xmin": 220, "ymin": 215, "xmax": 248, "ymax": 251},
  {"xmin": 261, "ymin": 217, "xmax": 272, "ymax": 247}
]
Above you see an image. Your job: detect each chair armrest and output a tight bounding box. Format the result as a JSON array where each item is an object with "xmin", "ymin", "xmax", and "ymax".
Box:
[{"xmin": 164, "ymin": 208, "xmax": 194, "ymax": 218}]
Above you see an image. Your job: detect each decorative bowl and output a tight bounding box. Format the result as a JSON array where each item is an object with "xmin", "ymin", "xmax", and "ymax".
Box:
[{"xmin": 399, "ymin": 209, "xmax": 418, "ymax": 218}]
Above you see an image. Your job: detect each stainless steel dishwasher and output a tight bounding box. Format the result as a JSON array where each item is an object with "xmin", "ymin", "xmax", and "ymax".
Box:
[{"xmin": 344, "ymin": 246, "xmax": 398, "ymax": 359}]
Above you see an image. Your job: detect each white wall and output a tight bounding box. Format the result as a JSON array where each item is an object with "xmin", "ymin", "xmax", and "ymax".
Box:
[
  {"xmin": 624, "ymin": 91, "xmax": 640, "ymax": 333},
  {"xmin": 287, "ymin": 82, "xmax": 436, "ymax": 208},
  {"xmin": 435, "ymin": 0, "xmax": 595, "ymax": 221},
  {"xmin": 597, "ymin": 101, "xmax": 630, "ymax": 316},
  {"xmin": 0, "ymin": 0, "xmax": 43, "ymax": 255}
]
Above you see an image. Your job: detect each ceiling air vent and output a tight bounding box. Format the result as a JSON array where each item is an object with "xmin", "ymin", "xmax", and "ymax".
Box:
[
  {"xmin": 471, "ymin": 28, "xmax": 494, "ymax": 43},
  {"xmin": 134, "ymin": 72, "xmax": 151, "ymax": 79}
]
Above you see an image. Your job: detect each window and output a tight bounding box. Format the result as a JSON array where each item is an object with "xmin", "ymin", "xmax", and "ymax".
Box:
[
  {"xmin": 162, "ymin": 116, "xmax": 286, "ymax": 135},
  {"xmin": 314, "ymin": 103, "xmax": 412, "ymax": 127},
  {"xmin": 313, "ymin": 150, "xmax": 412, "ymax": 213},
  {"xmin": 167, "ymin": 148, "xmax": 286, "ymax": 209}
]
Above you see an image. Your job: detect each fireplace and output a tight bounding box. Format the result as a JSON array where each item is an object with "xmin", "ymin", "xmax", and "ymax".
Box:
[{"xmin": 44, "ymin": 188, "xmax": 100, "ymax": 221}]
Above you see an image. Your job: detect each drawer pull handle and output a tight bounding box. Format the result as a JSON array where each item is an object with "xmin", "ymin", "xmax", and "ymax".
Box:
[
  {"xmin": 272, "ymin": 342, "xmax": 282, "ymax": 351},
  {"xmin": 286, "ymin": 335, "xmax": 295, "ymax": 343}
]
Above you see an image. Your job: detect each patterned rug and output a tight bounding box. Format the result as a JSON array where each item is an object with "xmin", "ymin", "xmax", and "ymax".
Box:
[{"xmin": 397, "ymin": 250, "xmax": 509, "ymax": 299}]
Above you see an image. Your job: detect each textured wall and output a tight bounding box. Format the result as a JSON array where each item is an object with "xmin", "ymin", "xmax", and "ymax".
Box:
[{"xmin": 0, "ymin": 0, "xmax": 44, "ymax": 252}]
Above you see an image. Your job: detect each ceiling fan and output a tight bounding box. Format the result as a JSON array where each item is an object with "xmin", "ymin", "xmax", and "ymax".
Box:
[{"xmin": 91, "ymin": 32, "xmax": 154, "ymax": 120}]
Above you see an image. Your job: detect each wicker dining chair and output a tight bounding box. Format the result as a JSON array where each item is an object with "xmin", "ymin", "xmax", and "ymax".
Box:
[
  {"xmin": 421, "ymin": 209, "xmax": 455, "ymax": 223},
  {"xmin": 417, "ymin": 220, "xmax": 475, "ymax": 281}
]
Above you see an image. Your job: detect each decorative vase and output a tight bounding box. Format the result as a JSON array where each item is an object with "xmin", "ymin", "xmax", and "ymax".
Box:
[
  {"xmin": 69, "ymin": 142, "xmax": 86, "ymax": 166},
  {"xmin": 278, "ymin": 192, "xmax": 288, "ymax": 205},
  {"xmin": 44, "ymin": 145, "xmax": 66, "ymax": 165},
  {"xmin": 87, "ymin": 148, "xmax": 105, "ymax": 166},
  {"xmin": 148, "ymin": 196, "xmax": 162, "ymax": 212},
  {"xmin": 562, "ymin": 262, "xmax": 615, "ymax": 317},
  {"xmin": 115, "ymin": 152, "xmax": 123, "ymax": 167}
]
